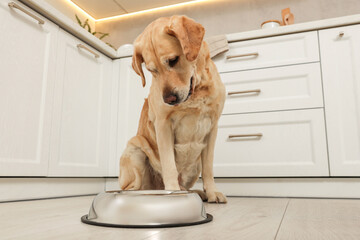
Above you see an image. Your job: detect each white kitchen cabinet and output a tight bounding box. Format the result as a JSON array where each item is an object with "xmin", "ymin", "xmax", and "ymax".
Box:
[
  {"xmin": 108, "ymin": 57, "xmax": 151, "ymax": 176},
  {"xmin": 214, "ymin": 109, "xmax": 329, "ymax": 177},
  {"xmin": 49, "ymin": 29, "xmax": 113, "ymax": 176},
  {"xmin": 319, "ymin": 24, "xmax": 360, "ymax": 176},
  {"xmin": 222, "ymin": 63, "xmax": 324, "ymax": 114},
  {"xmin": 0, "ymin": 0, "xmax": 58, "ymax": 176},
  {"xmin": 212, "ymin": 31, "xmax": 319, "ymax": 73}
]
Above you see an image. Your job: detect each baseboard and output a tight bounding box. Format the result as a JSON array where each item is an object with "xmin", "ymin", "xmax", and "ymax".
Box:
[
  {"xmin": 106, "ymin": 177, "xmax": 360, "ymax": 198},
  {"xmin": 3, "ymin": 177, "xmax": 360, "ymax": 202},
  {"xmin": 0, "ymin": 178, "xmax": 105, "ymax": 202}
]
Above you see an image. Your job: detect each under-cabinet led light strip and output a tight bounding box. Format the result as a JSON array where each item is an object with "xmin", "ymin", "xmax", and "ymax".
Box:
[{"xmin": 67, "ymin": 0, "xmax": 209, "ymax": 22}]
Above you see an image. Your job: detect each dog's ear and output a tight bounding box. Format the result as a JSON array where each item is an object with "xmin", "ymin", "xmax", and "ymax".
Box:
[
  {"xmin": 132, "ymin": 41, "xmax": 146, "ymax": 87},
  {"xmin": 166, "ymin": 15, "xmax": 205, "ymax": 62}
]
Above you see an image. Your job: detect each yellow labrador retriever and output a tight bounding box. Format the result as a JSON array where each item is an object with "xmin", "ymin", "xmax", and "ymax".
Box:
[{"xmin": 119, "ymin": 15, "xmax": 227, "ymax": 203}]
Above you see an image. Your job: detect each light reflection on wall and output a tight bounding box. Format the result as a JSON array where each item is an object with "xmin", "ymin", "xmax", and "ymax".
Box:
[{"xmin": 67, "ymin": 0, "xmax": 209, "ymax": 22}]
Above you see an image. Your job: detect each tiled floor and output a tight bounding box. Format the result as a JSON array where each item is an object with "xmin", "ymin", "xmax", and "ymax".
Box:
[{"xmin": 1, "ymin": 195, "xmax": 360, "ymax": 240}]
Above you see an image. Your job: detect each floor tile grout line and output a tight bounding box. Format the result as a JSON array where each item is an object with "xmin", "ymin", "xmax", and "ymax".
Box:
[{"xmin": 274, "ymin": 198, "xmax": 291, "ymax": 240}]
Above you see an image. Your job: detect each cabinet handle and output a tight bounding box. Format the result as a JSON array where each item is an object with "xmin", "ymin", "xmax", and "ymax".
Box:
[
  {"xmin": 77, "ymin": 44, "xmax": 100, "ymax": 59},
  {"xmin": 228, "ymin": 133, "xmax": 263, "ymax": 139},
  {"xmin": 339, "ymin": 31, "xmax": 344, "ymax": 37},
  {"xmin": 228, "ymin": 89, "xmax": 261, "ymax": 96},
  {"xmin": 8, "ymin": 2, "xmax": 45, "ymax": 25},
  {"xmin": 226, "ymin": 52, "xmax": 259, "ymax": 60}
]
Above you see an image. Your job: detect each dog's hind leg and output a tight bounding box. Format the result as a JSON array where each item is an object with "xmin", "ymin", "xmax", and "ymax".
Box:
[
  {"xmin": 118, "ymin": 135, "xmax": 157, "ymax": 190},
  {"xmin": 119, "ymin": 145, "xmax": 145, "ymax": 190}
]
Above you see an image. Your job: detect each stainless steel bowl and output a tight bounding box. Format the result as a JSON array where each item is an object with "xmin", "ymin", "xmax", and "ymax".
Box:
[{"xmin": 81, "ymin": 190, "xmax": 213, "ymax": 228}]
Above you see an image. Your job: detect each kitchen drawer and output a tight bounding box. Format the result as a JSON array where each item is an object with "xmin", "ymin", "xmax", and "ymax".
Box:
[
  {"xmin": 222, "ymin": 63, "xmax": 324, "ymax": 114},
  {"xmin": 213, "ymin": 31, "xmax": 319, "ymax": 73},
  {"xmin": 214, "ymin": 109, "xmax": 329, "ymax": 177}
]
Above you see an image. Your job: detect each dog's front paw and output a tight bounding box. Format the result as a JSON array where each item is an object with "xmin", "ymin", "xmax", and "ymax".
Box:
[
  {"xmin": 189, "ymin": 189, "xmax": 208, "ymax": 202},
  {"xmin": 206, "ymin": 191, "xmax": 227, "ymax": 203}
]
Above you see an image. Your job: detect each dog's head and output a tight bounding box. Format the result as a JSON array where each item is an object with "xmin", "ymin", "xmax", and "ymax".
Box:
[{"xmin": 132, "ymin": 15, "xmax": 205, "ymax": 106}]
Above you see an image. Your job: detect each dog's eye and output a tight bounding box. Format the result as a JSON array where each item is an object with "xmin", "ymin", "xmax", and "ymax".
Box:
[
  {"xmin": 146, "ymin": 67, "xmax": 158, "ymax": 74},
  {"xmin": 168, "ymin": 56, "xmax": 179, "ymax": 67}
]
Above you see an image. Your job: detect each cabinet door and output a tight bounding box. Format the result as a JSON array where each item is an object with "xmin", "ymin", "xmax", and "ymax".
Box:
[
  {"xmin": 109, "ymin": 57, "xmax": 151, "ymax": 176},
  {"xmin": 319, "ymin": 25, "xmax": 360, "ymax": 176},
  {"xmin": 0, "ymin": 1, "xmax": 58, "ymax": 176},
  {"xmin": 49, "ymin": 29, "xmax": 112, "ymax": 176}
]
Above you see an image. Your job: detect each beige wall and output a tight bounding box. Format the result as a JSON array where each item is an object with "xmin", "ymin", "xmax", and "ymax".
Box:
[
  {"xmin": 95, "ymin": 0, "xmax": 360, "ymax": 49},
  {"xmin": 45, "ymin": 0, "xmax": 96, "ymax": 31}
]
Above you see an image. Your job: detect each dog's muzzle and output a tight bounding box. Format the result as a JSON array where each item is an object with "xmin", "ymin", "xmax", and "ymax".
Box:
[{"xmin": 163, "ymin": 77, "xmax": 194, "ymax": 106}]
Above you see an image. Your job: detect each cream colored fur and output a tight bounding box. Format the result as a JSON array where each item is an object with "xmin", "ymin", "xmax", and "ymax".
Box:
[{"xmin": 118, "ymin": 15, "xmax": 227, "ymax": 203}]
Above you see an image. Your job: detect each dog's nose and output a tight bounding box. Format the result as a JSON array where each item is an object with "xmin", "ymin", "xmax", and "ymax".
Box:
[{"xmin": 163, "ymin": 93, "xmax": 179, "ymax": 105}]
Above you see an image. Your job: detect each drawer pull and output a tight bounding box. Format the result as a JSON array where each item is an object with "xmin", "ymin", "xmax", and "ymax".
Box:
[
  {"xmin": 226, "ymin": 52, "xmax": 259, "ymax": 60},
  {"xmin": 77, "ymin": 44, "xmax": 100, "ymax": 59},
  {"xmin": 228, "ymin": 133, "xmax": 263, "ymax": 139},
  {"xmin": 339, "ymin": 31, "xmax": 344, "ymax": 37},
  {"xmin": 228, "ymin": 89, "xmax": 261, "ymax": 96},
  {"xmin": 8, "ymin": 2, "xmax": 45, "ymax": 25}
]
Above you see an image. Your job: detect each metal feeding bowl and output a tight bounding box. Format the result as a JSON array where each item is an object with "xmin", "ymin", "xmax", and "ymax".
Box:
[{"xmin": 81, "ymin": 190, "xmax": 213, "ymax": 228}]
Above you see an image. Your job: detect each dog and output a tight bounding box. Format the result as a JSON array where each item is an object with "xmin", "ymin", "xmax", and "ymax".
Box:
[{"xmin": 118, "ymin": 15, "xmax": 227, "ymax": 203}]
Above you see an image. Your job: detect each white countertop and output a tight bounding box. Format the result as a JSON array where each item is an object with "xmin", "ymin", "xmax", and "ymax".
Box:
[
  {"xmin": 226, "ymin": 14, "xmax": 360, "ymax": 42},
  {"xmin": 20, "ymin": 0, "xmax": 360, "ymax": 59}
]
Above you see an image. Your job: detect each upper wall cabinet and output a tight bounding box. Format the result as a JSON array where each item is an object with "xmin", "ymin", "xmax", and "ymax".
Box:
[
  {"xmin": 0, "ymin": 1, "xmax": 58, "ymax": 176},
  {"xmin": 319, "ymin": 24, "xmax": 360, "ymax": 176},
  {"xmin": 49, "ymin": 29, "xmax": 113, "ymax": 176}
]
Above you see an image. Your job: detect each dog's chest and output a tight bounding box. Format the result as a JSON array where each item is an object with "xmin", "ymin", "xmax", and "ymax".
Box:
[
  {"xmin": 172, "ymin": 113, "xmax": 212, "ymax": 163},
  {"xmin": 174, "ymin": 114, "xmax": 212, "ymax": 142}
]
